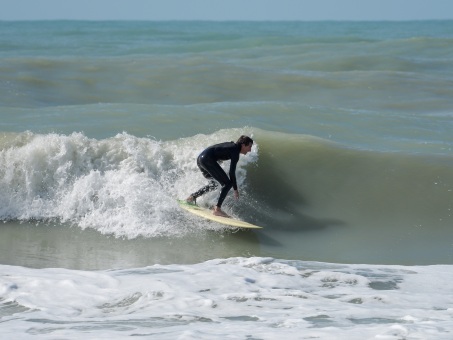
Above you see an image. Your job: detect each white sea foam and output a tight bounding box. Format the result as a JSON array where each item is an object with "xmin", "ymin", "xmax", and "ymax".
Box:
[
  {"xmin": 1, "ymin": 258, "xmax": 452, "ymax": 339},
  {"xmin": 0, "ymin": 130, "xmax": 258, "ymax": 238}
]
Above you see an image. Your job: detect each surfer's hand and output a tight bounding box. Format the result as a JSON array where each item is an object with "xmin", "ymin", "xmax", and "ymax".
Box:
[{"xmin": 234, "ymin": 190, "xmax": 239, "ymax": 199}]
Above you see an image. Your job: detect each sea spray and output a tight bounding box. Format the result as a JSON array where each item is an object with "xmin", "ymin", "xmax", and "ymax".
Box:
[{"xmin": 0, "ymin": 130, "xmax": 258, "ymax": 237}]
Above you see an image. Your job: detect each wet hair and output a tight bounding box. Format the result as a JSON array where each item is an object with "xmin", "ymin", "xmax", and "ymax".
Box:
[{"xmin": 236, "ymin": 135, "xmax": 253, "ymax": 146}]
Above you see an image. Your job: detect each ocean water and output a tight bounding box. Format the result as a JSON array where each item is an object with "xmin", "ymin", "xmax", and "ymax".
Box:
[{"xmin": 1, "ymin": 20, "xmax": 453, "ymax": 339}]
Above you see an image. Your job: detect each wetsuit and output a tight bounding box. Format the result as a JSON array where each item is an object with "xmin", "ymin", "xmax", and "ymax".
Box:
[{"xmin": 190, "ymin": 142, "xmax": 241, "ymax": 208}]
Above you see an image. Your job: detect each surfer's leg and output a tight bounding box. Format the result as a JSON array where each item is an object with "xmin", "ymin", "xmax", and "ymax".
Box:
[
  {"xmin": 187, "ymin": 156, "xmax": 220, "ymax": 202},
  {"xmin": 216, "ymin": 180, "xmax": 232, "ymax": 207},
  {"xmin": 189, "ymin": 180, "xmax": 218, "ymax": 201},
  {"xmin": 200, "ymin": 160, "xmax": 232, "ymax": 208},
  {"xmin": 195, "ymin": 156, "xmax": 232, "ymax": 209}
]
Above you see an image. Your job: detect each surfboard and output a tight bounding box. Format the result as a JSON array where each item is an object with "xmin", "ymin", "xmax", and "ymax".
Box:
[{"xmin": 177, "ymin": 200, "xmax": 262, "ymax": 229}]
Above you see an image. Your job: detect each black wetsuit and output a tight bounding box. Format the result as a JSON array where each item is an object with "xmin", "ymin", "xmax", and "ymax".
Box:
[{"xmin": 190, "ymin": 142, "xmax": 241, "ymax": 207}]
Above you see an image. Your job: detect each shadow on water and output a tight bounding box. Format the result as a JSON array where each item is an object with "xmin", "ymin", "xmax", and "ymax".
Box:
[
  {"xmin": 237, "ymin": 142, "xmax": 453, "ymax": 265},
  {"xmin": 0, "ymin": 221, "xmax": 262, "ymax": 270},
  {"xmin": 243, "ymin": 158, "xmax": 346, "ymax": 233}
]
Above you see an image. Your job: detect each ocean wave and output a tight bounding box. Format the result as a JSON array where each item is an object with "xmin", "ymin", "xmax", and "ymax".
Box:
[
  {"xmin": 1, "ymin": 129, "xmax": 453, "ymax": 264},
  {"xmin": 0, "ymin": 129, "xmax": 257, "ymax": 238}
]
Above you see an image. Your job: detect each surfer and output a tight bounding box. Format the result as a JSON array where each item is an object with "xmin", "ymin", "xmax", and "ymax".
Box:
[{"xmin": 185, "ymin": 135, "xmax": 254, "ymax": 217}]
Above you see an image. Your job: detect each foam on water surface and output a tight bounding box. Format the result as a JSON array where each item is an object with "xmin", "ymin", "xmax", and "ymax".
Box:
[
  {"xmin": 0, "ymin": 130, "xmax": 258, "ymax": 238},
  {"xmin": 1, "ymin": 258, "xmax": 452, "ymax": 339}
]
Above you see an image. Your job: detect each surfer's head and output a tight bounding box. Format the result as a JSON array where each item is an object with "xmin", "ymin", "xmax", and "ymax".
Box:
[
  {"xmin": 237, "ymin": 135, "xmax": 253, "ymax": 155},
  {"xmin": 236, "ymin": 135, "xmax": 253, "ymax": 146}
]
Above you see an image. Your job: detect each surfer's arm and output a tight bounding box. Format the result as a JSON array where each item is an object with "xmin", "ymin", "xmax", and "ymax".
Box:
[
  {"xmin": 230, "ymin": 160, "xmax": 239, "ymax": 199},
  {"xmin": 229, "ymin": 155, "xmax": 239, "ymax": 191}
]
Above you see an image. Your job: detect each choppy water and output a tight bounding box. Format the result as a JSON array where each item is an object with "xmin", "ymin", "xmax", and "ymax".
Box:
[{"xmin": 1, "ymin": 21, "xmax": 453, "ymax": 339}]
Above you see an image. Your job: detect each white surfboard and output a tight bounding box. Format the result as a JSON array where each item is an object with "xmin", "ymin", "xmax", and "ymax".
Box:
[{"xmin": 177, "ymin": 200, "xmax": 262, "ymax": 229}]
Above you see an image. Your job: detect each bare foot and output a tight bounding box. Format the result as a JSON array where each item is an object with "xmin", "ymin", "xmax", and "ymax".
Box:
[
  {"xmin": 213, "ymin": 207, "xmax": 230, "ymax": 218},
  {"xmin": 185, "ymin": 196, "xmax": 196, "ymax": 205}
]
